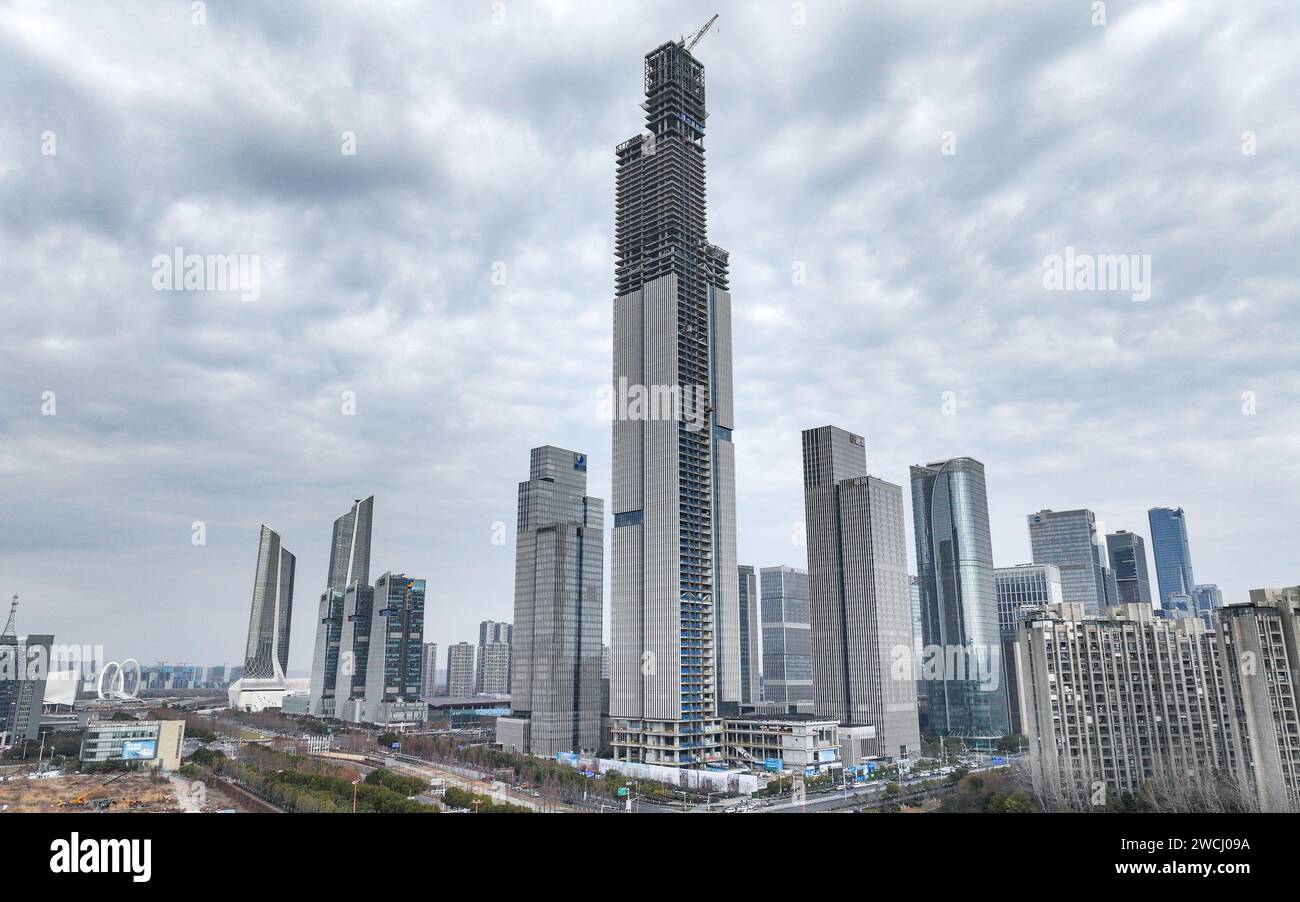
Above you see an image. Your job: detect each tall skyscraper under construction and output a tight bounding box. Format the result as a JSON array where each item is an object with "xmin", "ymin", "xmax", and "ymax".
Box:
[{"xmin": 609, "ymin": 23, "xmax": 739, "ymax": 766}]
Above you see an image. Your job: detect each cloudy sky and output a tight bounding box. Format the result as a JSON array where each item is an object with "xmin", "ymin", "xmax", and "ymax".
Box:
[{"xmin": 1, "ymin": 0, "xmax": 1296, "ymax": 673}]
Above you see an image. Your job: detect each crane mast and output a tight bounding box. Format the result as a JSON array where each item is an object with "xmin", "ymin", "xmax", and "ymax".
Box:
[{"xmin": 1, "ymin": 594, "xmax": 16, "ymax": 638}]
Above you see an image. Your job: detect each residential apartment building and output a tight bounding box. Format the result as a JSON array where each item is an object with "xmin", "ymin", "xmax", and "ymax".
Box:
[
  {"xmin": 1214, "ymin": 588, "xmax": 1300, "ymax": 812},
  {"xmin": 446, "ymin": 643, "xmax": 476, "ymax": 698}
]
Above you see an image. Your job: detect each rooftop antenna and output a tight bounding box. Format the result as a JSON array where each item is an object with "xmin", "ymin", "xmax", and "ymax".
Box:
[
  {"xmin": 684, "ymin": 14, "xmax": 719, "ymax": 53},
  {"xmin": 2, "ymin": 594, "xmax": 17, "ymax": 638}
]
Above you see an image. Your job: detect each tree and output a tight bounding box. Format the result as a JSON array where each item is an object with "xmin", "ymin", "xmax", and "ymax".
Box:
[
  {"xmin": 943, "ymin": 769, "xmax": 1040, "ymax": 813},
  {"xmin": 996, "ymin": 734, "xmax": 1027, "ymax": 755}
]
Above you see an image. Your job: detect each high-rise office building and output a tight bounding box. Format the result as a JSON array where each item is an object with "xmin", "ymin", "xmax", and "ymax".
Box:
[
  {"xmin": 419, "ymin": 642, "xmax": 438, "ymax": 698},
  {"xmin": 476, "ymin": 620, "xmax": 513, "ymax": 694},
  {"xmin": 994, "ymin": 563, "xmax": 1063, "ymax": 734},
  {"xmin": 995, "ymin": 564, "xmax": 1064, "ymax": 633},
  {"xmin": 759, "ymin": 566, "xmax": 813, "ymax": 707},
  {"xmin": 228, "ymin": 525, "xmax": 295, "ymax": 712},
  {"xmin": 498, "ymin": 446, "xmax": 604, "ymax": 757},
  {"xmin": 358, "ymin": 573, "xmax": 424, "ymax": 724},
  {"xmin": 609, "ymin": 33, "xmax": 738, "ymax": 766},
  {"xmin": 446, "ymin": 643, "xmax": 475, "ymax": 698},
  {"xmin": 1028, "ymin": 509, "xmax": 1108, "ymax": 612},
  {"xmin": 1102, "ymin": 566, "xmax": 1119, "ymax": 606},
  {"xmin": 908, "ymin": 575, "xmax": 927, "ymax": 728},
  {"xmin": 310, "ymin": 496, "xmax": 373, "ymax": 717},
  {"xmin": 1148, "ymin": 507, "xmax": 1196, "ymax": 611},
  {"xmin": 804, "ymin": 426, "xmax": 919, "ymax": 760},
  {"xmin": 332, "ymin": 582, "xmax": 373, "ymax": 720},
  {"xmin": 1105, "ymin": 530, "xmax": 1152, "ymax": 606},
  {"xmin": 327, "ymin": 497, "xmax": 374, "ymax": 590},
  {"xmin": 0, "ymin": 605, "xmax": 52, "ymax": 745},
  {"xmin": 908, "ymin": 576, "xmax": 923, "ymax": 666},
  {"xmin": 1193, "ymin": 584, "xmax": 1224, "ymax": 626},
  {"xmin": 737, "ymin": 565, "xmax": 761, "ymax": 706},
  {"xmin": 912, "ymin": 458, "xmax": 1008, "ymax": 740}
]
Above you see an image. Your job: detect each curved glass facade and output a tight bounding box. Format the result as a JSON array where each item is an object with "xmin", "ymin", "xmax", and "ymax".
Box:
[{"xmin": 910, "ymin": 458, "xmax": 1009, "ymax": 739}]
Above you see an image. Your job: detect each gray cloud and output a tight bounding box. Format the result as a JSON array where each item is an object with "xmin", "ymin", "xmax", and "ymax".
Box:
[{"xmin": 0, "ymin": 0, "xmax": 1296, "ymax": 670}]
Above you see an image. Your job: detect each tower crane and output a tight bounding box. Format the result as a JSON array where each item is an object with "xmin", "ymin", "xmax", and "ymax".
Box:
[
  {"xmin": 684, "ymin": 14, "xmax": 719, "ymax": 52},
  {"xmin": 1, "ymin": 595, "xmax": 16, "ymax": 638}
]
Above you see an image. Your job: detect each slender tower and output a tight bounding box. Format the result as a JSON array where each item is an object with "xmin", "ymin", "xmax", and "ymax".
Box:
[
  {"xmin": 228, "ymin": 525, "xmax": 295, "ymax": 712},
  {"xmin": 309, "ymin": 496, "xmax": 374, "ymax": 717},
  {"xmin": 912, "ymin": 459, "xmax": 1008, "ymax": 740},
  {"xmin": 610, "ymin": 22, "xmax": 738, "ymax": 766},
  {"xmin": 1148, "ymin": 506, "xmax": 1196, "ymax": 611}
]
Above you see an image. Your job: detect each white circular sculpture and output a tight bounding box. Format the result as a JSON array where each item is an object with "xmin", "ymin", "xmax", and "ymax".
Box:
[{"xmin": 96, "ymin": 658, "xmax": 141, "ymax": 700}]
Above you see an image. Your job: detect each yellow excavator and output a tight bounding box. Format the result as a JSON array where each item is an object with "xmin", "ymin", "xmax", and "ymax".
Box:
[{"xmin": 64, "ymin": 770, "xmax": 130, "ymax": 810}]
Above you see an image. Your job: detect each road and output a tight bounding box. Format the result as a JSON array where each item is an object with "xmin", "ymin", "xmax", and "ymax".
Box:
[{"xmin": 379, "ymin": 753, "xmax": 579, "ymax": 812}]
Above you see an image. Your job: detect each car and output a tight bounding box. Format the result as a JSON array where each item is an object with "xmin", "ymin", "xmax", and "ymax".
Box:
[{"xmin": 724, "ymin": 806, "xmax": 736, "ymax": 813}]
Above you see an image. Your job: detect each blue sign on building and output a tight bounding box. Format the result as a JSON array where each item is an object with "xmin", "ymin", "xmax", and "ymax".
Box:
[{"xmin": 121, "ymin": 739, "xmax": 157, "ymax": 760}]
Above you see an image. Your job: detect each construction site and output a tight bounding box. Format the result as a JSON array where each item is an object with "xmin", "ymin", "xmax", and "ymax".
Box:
[{"xmin": 0, "ymin": 770, "xmax": 249, "ymax": 814}]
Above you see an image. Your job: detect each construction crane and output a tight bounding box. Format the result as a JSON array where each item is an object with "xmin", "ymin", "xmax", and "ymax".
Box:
[
  {"xmin": 65, "ymin": 770, "xmax": 131, "ymax": 809},
  {"xmin": 1, "ymin": 595, "xmax": 16, "ymax": 638},
  {"xmin": 684, "ymin": 14, "xmax": 719, "ymax": 52}
]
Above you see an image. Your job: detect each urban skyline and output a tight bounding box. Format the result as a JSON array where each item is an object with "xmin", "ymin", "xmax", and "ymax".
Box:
[
  {"xmin": 1, "ymin": 6, "xmax": 1298, "ymax": 848},
  {"xmin": 2, "ymin": 2, "xmax": 1296, "ymax": 681}
]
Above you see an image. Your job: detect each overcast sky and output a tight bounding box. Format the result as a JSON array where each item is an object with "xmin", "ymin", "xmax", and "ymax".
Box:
[{"xmin": 2, "ymin": 0, "xmax": 1296, "ymax": 674}]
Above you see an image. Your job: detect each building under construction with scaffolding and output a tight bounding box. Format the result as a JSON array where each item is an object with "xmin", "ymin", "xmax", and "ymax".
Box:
[
  {"xmin": 609, "ymin": 19, "xmax": 742, "ymax": 767},
  {"xmin": 0, "ymin": 596, "xmax": 53, "ymax": 746}
]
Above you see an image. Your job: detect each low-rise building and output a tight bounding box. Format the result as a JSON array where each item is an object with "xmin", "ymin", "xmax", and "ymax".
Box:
[
  {"xmin": 723, "ymin": 714, "xmax": 839, "ymax": 774},
  {"xmin": 80, "ymin": 719, "xmax": 186, "ymax": 771}
]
